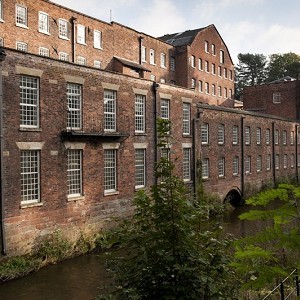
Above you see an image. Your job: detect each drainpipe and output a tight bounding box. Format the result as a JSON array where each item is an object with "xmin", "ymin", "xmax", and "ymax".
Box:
[
  {"xmin": 296, "ymin": 125, "xmax": 299, "ymax": 183},
  {"xmin": 240, "ymin": 116, "xmax": 245, "ymax": 198},
  {"xmin": 272, "ymin": 122, "xmax": 276, "ymax": 186},
  {"xmin": 0, "ymin": 47, "xmax": 7, "ymax": 255},
  {"xmin": 70, "ymin": 17, "xmax": 77, "ymax": 63},
  {"xmin": 152, "ymin": 82, "xmax": 159, "ymax": 185},
  {"xmin": 192, "ymin": 109, "xmax": 201, "ymax": 201},
  {"xmin": 138, "ymin": 36, "xmax": 143, "ymax": 65}
]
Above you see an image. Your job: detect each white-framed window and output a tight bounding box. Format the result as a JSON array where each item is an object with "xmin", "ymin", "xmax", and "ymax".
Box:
[
  {"xmin": 267, "ymin": 154, "xmax": 271, "ymax": 171},
  {"xmin": 170, "ymin": 56, "xmax": 175, "ymax": 71},
  {"xmin": 16, "ymin": 42, "xmax": 27, "ymax": 52},
  {"xmin": 291, "ymin": 131, "xmax": 295, "ymax": 145},
  {"xmin": 201, "ymin": 123, "xmax": 209, "ymax": 144},
  {"xmin": 218, "ymin": 124, "xmax": 225, "ymax": 145},
  {"xmin": 67, "ymin": 83, "xmax": 82, "ymax": 130},
  {"xmin": 38, "ymin": 12, "xmax": 49, "ymax": 34},
  {"xmin": 205, "ymin": 82, "xmax": 209, "ymax": 94},
  {"xmin": 275, "ymin": 129, "xmax": 279, "ymax": 145},
  {"xmin": 135, "ymin": 94, "xmax": 145, "ymax": 133},
  {"xmin": 104, "ymin": 149, "xmax": 117, "ymax": 193},
  {"xmin": 256, "ymin": 127, "xmax": 261, "ymax": 145},
  {"xmin": 218, "ymin": 86, "xmax": 222, "ymax": 97},
  {"xmin": 94, "ymin": 60, "xmax": 101, "ymax": 69},
  {"xmin": 160, "ymin": 99, "xmax": 170, "ymax": 120},
  {"xmin": 199, "ymin": 80, "xmax": 203, "ymax": 93},
  {"xmin": 198, "ymin": 58, "xmax": 203, "ymax": 70},
  {"xmin": 218, "ymin": 157, "xmax": 225, "ymax": 178},
  {"xmin": 205, "ymin": 41, "xmax": 209, "ymax": 53},
  {"xmin": 150, "ymin": 74, "xmax": 156, "ymax": 81},
  {"xmin": 266, "ymin": 128, "xmax": 270, "ymax": 145},
  {"xmin": 77, "ymin": 24, "xmax": 86, "ymax": 44},
  {"xmin": 160, "ymin": 78, "xmax": 166, "ymax": 84},
  {"xmin": 202, "ymin": 158, "xmax": 209, "ymax": 179},
  {"xmin": 141, "ymin": 46, "xmax": 146, "ymax": 63},
  {"xmin": 67, "ymin": 150, "xmax": 82, "ymax": 197},
  {"xmin": 94, "ymin": 30, "xmax": 102, "ymax": 49},
  {"xmin": 233, "ymin": 156, "xmax": 239, "ymax": 175},
  {"xmin": 212, "ymin": 44, "xmax": 216, "ymax": 55},
  {"xmin": 224, "ymin": 88, "xmax": 228, "ymax": 98},
  {"xmin": 104, "ymin": 90, "xmax": 117, "ymax": 132},
  {"xmin": 283, "ymin": 130, "xmax": 287, "ymax": 145},
  {"xmin": 20, "ymin": 76, "xmax": 39, "ymax": 128},
  {"xmin": 59, "ymin": 19, "xmax": 68, "ymax": 39},
  {"xmin": 16, "ymin": 5, "xmax": 27, "ymax": 27},
  {"xmin": 150, "ymin": 49, "xmax": 155, "ymax": 65},
  {"xmin": 135, "ymin": 149, "xmax": 146, "ymax": 188},
  {"xmin": 283, "ymin": 154, "xmax": 287, "ymax": 169},
  {"xmin": 245, "ymin": 126, "xmax": 251, "ymax": 145},
  {"xmin": 245, "ymin": 156, "xmax": 251, "ymax": 174},
  {"xmin": 218, "ymin": 66, "xmax": 222, "ymax": 76},
  {"xmin": 39, "ymin": 47, "xmax": 49, "ymax": 57},
  {"xmin": 291, "ymin": 154, "xmax": 295, "ymax": 168},
  {"xmin": 21, "ymin": 150, "xmax": 40, "ymax": 204},
  {"xmin": 230, "ymin": 70, "xmax": 233, "ymax": 80},
  {"xmin": 0, "ymin": 37, "xmax": 3, "ymax": 46},
  {"xmin": 205, "ymin": 61, "xmax": 209, "ymax": 72},
  {"xmin": 59, "ymin": 52, "xmax": 69, "ymax": 61},
  {"xmin": 257, "ymin": 155, "xmax": 262, "ymax": 172},
  {"xmin": 224, "ymin": 68, "xmax": 228, "ymax": 79},
  {"xmin": 229, "ymin": 89, "xmax": 233, "ymax": 99},
  {"xmin": 275, "ymin": 154, "xmax": 280, "ymax": 170},
  {"xmin": 273, "ymin": 92, "xmax": 281, "ymax": 104},
  {"xmin": 182, "ymin": 102, "xmax": 190, "ymax": 135},
  {"xmin": 183, "ymin": 148, "xmax": 191, "ymax": 182},
  {"xmin": 233, "ymin": 125, "xmax": 239, "ymax": 145},
  {"xmin": 77, "ymin": 56, "xmax": 86, "ymax": 65},
  {"xmin": 220, "ymin": 50, "xmax": 225, "ymax": 64},
  {"xmin": 0, "ymin": 0, "xmax": 3, "ymax": 20},
  {"xmin": 191, "ymin": 55, "xmax": 195, "ymax": 68},
  {"xmin": 212, "ymin": 63, "xmax": 215, "ymax": 75},
  {"xmin": 191, "ymin": 78, "xmax": 196, "ymax": 89},
  {"xmin": 212, "ymin": 84, "xmax": 216, "ymax": 96}
]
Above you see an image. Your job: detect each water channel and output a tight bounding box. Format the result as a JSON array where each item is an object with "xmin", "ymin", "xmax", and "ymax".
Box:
[{"xmin": 0, "ymin": 204, "xmax": 265, "ymax": 300}]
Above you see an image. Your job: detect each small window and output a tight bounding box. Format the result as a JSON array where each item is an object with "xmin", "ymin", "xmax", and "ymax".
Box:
[
  {"xmin": 220, "ymin": 50, "xmax": 225, "ymax": 64},
  {"xmin": 233, "ymin": 125, "xmax": 239, "ymax": 145},
  {"xmin": 275, "ymin": 129, "xmax": 279, "ymax": 145},
  {"xmin": 212, "ymin": 84, "xmax": 216, "ymax": 96},
  {"xmin": 77, "ymin": 56, "xmax": 86, "ymax": 66},
  {"xmin": 212, "ymin": 63, "xmax": 216, "ymax": 75},
  {"xmin": 205, "ymin": 82, "xmax": 209, "ymax": 94},
  {"xmin": 94, "ymin": 60, "xmax": 101, "ymax": 69},
  {"xmin": 199, "ymin": 80, "xmax": 203, "ymax": 93},
  {"xmin": 291, "ymin": 154, "xmax": 295, "ymax": 168},
  {"xmin": 224, "ymin": 87, "xmax": 228, "ymax": 98},
  {"xmin": 229, "ymin": 70, "xmax": 233, "ymax": 80},
  {"xmin": 67, "ymin": 150, "xmax": 83, "ymax": 197},
  {"xmin": 16, "ymin": 42, "xmax": 27, "ymax": 52},
  {"xmin": 104, "ymin": 149, "xmax": 117, "ymax": 193},
  {"xmin": 267, "ymin": 154, "xmax": 271, "ymax": 171},
  {"xmin": 182, "ymin": 103, "xmax": 191, "ymax": 135},
  {"xmin": 283, "ymin": 130, "xmax": 287, "ymax": 145},
  {"xmin": 283, "ymin": 154, "xmax": 287, "ymax": 169},
  {"xmin": 198, "ymin": 58, "xmax": 203, "ymax": 70},
  {"xmin": 150, "ymin": 49, "xmax": 155, "ymax": 65},
  {"xmin": 205, "ymin": 61, "xmax": 209, "ymax": 72},
  {"xmin": 218, "ymin": 66, "xmax": 222, "ymax": 76},
  {"xmin": 191, "ymin": 55, "xmax": 195, "ymax": 68},
  {"xmin": 150, "ymin": 74, "xmax": 156, "ymax": 81},
  {"xmin": 229, "ymin": 89, "xmax": 233, "ymax": 99},
  {"xmin": 273, "ymin": 92, "xmax": 281, "ymax": 104},
  {"xmin": 218, "ymin": 157, "xmax": 225, "ymax": 178},
  {"xmin": 141, "ymin": 46, "xmax": 146, "ymax": 63},
  {"xmin": 218, "ymin": 86, "xmax": 222, "ymax": 97},
  {"xmin": 135, "ymin": 149, "xmax": 146, "ymax": 188},
  {"xmin": 257, "ymin": 156, "xmax": 262, "ymax": 172},
  {"xmin": 94, "ymin": 30, "xmax": 102, "ymax": 49},
  {"xmin": 201, "ymin": 123, "xmax": 209, "ymax": 144},
  {"xmin": 135, "ymin": 94, "xmax": 146, "ymax": 133},
  {"xmin": 16, "ymin": 5, "xmax": 27, "ymax": 27},
  {"xmin": 104, "ymin": 90, "xmax": 117, "ymax": 132},
  {"xmin": 0, "ymin": 0, "xmax": 3, "ymax": 20},
  {"xmin": 224, "ymin": 68, "xmax": 227, "ymax": 79},
  {"xmin": 160, "ymin": 53, "xmax": 166, "ymax": 68},
  {"xmin": 256, "ymin": 127, "xmax": 261, "ymax": 145},
  {"xmin": 38, "ymin": 12, "xmax": 49, "ymax": 34},
  {"xmin": 160, "ymin": 99, "xmax": 170, "ymax": 120},
  {"xmin": 160, "ymin": 78, "xmax": 166, "ymax": 84},
  {"xmin": 202, "ymin": 158, "xmax": 209, "ymax": 179},
  {"xmin": 291, "ymin": 131, "xmax": 294, "ymax": 145},
  {"xmin": 233, "ymin": 156, "xmax": 239, "ymax": 175},
  {"xmin": 245, "ymin": 126, "xmax": 251, "ymax": 145},
  {"xmin": 211, "ymin": 44, "xmax": 216, "ymax": 55},
  {"xmin": 170, "ymin": 56, "xmax": 175, "ymax": 71},
  {"xmin": 67, "ymin": 83, "xmax": 82, "ymax": 130},
  {"xmin": 275, "ymin": 154, "xmax": 280, "ymax": 170},
  {"xmin": 183, "ymin": 148, "xmax": 191, "ymax": 182},
  {"xmin": 39, "ymin": 47, "xmax": 49, "ymax": 57},
  {"xmin": 245, "ymin": 156, "xmax": 251, "ymax": 174},
  {"xmin": 218, "ymin": 124, "xmax": 225, "ymax": 145},
  {"xmin": 191, "ymin": 78, "xmax": 196, "ymax": 89},
  {"xmin": 59, "ymin": 19, "xmax": 68, "ymax": 39},
  {"xmin": 266, "ymin": 128, "xmax": 270, "ymax": 145},
  {"xmin": 0, "ymin": 37, "xmax": 3, "ymax": 47},
  {"xmin": 77, "ymin": 24, "xmax": 86, "ymax": 44},
  {"xmin": 59, "ymin": 52, "xmax": 69, "ymax": 61},
  {"xmin": 205, "ymin": 41, "xmax": 209, "ymax": 53}
]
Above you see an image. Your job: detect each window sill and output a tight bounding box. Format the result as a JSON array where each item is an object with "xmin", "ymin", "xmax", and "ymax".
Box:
[
  {"xmin": 150, "ymin": 63, "xmax": 156, "ymax": 66},
  {"xmin": 135, "ymin": 186, "xmax": 145, "ymax": 191},
  {"xmin": 16, "ymin": 24, "xmax": 29, "ymax": 29},
  {"xmin": 59, "ymin": 36, "xmax": 69, "ymax": 41},
  {"xmin": 39, "ymin": 30, "xmax": 50, "ymax": 35},
  {"xmin": 77, "ymin": 42, "xmax": 87, "ymax": 46},
  {"xmin": 104, "ymin": 190, "xmax": 119, "ymax": 196},
  {"xmin": 20, "ymin": 127, "xmax": 42, "ymax": 132},
  {"xmin": 94, "ymin": 46, "xmax": 103, "ymax": 50},
  {"xmin": 20, "ymin": 202, "xmax": 43, "ymax": 209},
  {"xmin": 0, "ymin": 19, "xmax": 4, "ymax": 23},
  {"xmin": 218, "ymin": 176, "xmax": 226, "ymax": 179},
  {"xmin": 135, "ymin": 132, "xmax": 147, "ymax": 136},
  {"xmin": 183, "ymin": 134, "xmax": 192, "ymax": 138},
  {"xmin": 67, "ymin": 195, "xmax": 85, "ymax": 202},
  {"xmin": 202, "ymin": 177, "xmax": 209, "ymax": 181},
  {"xmin": 183, "ymin": 180, "xmax": 193, "ymax": 184}
]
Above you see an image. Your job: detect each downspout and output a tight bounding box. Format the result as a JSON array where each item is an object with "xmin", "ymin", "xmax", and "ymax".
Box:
[
  {"xmin": 296, "ymin": 125, "xmax": 299, "ymax": 183},
  {"xmin": 192, "ymin": 109, "xmax": 201, "ymax": 200},
  {"xmin": 70, "ymin": 17, "xmax": 77, "ymax": 63},
  {"xmin": 240, "ymin": 117, "xmax": 245, "ymax": 199},
  {"xmin": 138, "ymin": 36, "xmax": 143, "ymax": 65},
  {"xmin": 272, "ymin": 122, "xmax": 276, "ymax": 186},
  {"xmin": 0, "ymin": 48, "xmax": 7, "ymax": 255},
  {"xmin": 152, "ymin": 82, "xmax": 159, "ymax": 185}
]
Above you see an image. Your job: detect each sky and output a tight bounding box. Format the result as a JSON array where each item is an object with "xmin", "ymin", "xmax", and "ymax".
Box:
[{"xmin": 51, "ymin": 0, "xmax": 300, "ymax": 64}]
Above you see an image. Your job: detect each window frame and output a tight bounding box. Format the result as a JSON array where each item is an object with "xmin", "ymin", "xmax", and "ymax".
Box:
[
  {"xmin": 38, "ymin": 11, "xmax": 49, "ymax": 34},
  {"xmin": 135, "ymin": 148, "xmax": 146, "ymax": 189},
  {"xmin": 59, "ymin": 52, "xmax": 69, "ymax": 61},
  {"xmin": 245, "ymin": 156, "xmax": 251, "ymax": 174},
  {"xmin": 245, "ymin": 126, "xmax": 251, "ymax": 145},
  {"xmin": 149, "ymin": 49, "xmax": 155, "ymax": 65},
  {"xmin": 58, "ymin": 18, "xmax": 68, "ymax": 39},
  {"xmin": 104, "ymin": 89, "xmax": 117, "ymax": 132},
  {"xmin": 233, "ymin": 125, "xmax": 239, "ymax": 145},
  {"xmin": 135, "ymin": 94, "xmax": 146, "ymax": 134},
  {"xmin": 202, "ymin": 158, "xmax": 209, "ymax": 179},
  {"xmin": 182, "ymin": 102, "xmax": 191, "ymax": 135},
  {"xmin": 257, "ymin": 155, "xmax": 262, "ymax": 172},
  {"xmin": 160, "ymin": 99, "xmax": 170, "ymax": 121},
  {"xmin": 67, "ymin": 83, "xmax": 82, "ymax": 130},
  {"xmin": 104, "ymin": 149, "xmax": 117, "ymax": 193},
  {"xmin": 218, "ymin": 157, "xmax": 225, "ymax": 178},
  {"xmin": 94, "ymin": 30, "xmax": 102, "ymax": 49},
  {"xmin": 233, "ymin": 156, "xmax": 239, "ymax": 176},
  {"xmin": 16, "ymin": 4, "xmax": 28, "ymax": 28},
  {"xmin": 170, "ymin": 56, "xmax": 175, "ymax": 71},
  {"xmin": 77, "ymin": 24, "xmax": 86, "ymax": 45},
  {"xmin": 201, "ymin": 123, "xmax": 209, "ymax": 145},
  {"xmin": 16, "ymin": 41, "xmax": 28, "ymax": 52},
  {"xmin": 141, "ymin": 46, "xmax": 147, "ymax": 63},
  {"xmin": 183, "ymin": 148, "xmax": 191, "ymax": 182},
  {"xmin": 67, "ymin": 149, "xmax": 83, "ymax": 198},
  {"xmin": 218, "ymin": 124, "xmax": 225, "ymax": 145},
  {"xmin": 256, "ymin": 127, "xmax": 261, "ymax": 145},
  {"xmin": 39, "ymin": 47, "xmax": 49, "ymax": 57}
]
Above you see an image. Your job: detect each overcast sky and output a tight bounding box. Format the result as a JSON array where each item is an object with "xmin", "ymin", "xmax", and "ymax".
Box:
[{"xmin": 51, "ymin": 0, "xmax": 300, "ymax": 64}]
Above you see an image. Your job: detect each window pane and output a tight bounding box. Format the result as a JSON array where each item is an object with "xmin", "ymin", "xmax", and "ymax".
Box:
[
  {"xmin": 135, "ymin": 149, "xmax": 146, "ymax": 187},
  {"xmin": 67, "ymin": 150, "xmax": 82, "ymax": 196},
  {"xmin": 104, "ymin": 90, "xmax": 116, "ymax": 132},
  {"xmin": 135, "ymin": 94, "xmax": 145, "ymax": 133},
  {"xmin": 104, "ymin": 149, "xmax": 117, "ymax": 191},
  {"xmin": 67, "ymin": 83, "xmax": 82, "ymax": 129}
]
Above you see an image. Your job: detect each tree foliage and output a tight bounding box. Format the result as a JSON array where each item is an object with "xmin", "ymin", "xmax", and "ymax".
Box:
[
  {"xmin": 232, "ymin": 184, "xmax": 300, "ymax": 290},
  {"xmin": 101, "ymin": 119, "xmax": 239, "ymax": 300}
]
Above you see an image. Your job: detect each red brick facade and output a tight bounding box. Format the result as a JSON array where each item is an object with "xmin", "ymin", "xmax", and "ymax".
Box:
[{"xmin": 0, "ymin": 0, "xmax": 299, "ymax": 255}]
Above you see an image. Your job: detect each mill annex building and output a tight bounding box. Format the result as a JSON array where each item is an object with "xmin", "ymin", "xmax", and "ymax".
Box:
[{"xmin": 0, "ymin": 0, "xmax": 299, "ymax": 255}]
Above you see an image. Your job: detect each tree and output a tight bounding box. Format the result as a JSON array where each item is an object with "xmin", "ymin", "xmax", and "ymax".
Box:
[
  {"xmin": 235, "ymin": 53, "xmax": 267, "ymax": 99},
  {"xmin": 102, "ymin": 119, "xmax": 239, "ymax": 300},
  {"xmin": 266, "ymin": 52, "xmax": 300, "ymax": 82},
  {"xmin": 232, "ymin": 184, "xmax": 300, "ymax": 292}
]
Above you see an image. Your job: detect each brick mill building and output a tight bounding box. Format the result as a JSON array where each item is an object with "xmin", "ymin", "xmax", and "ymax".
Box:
[{"xmin": 0, "ymin": 0, "xmax": 299, "ymax": 255}]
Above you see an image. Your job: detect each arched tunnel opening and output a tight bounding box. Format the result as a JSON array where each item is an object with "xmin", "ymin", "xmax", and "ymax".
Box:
[{"xmin": 224, "ymin": 189, "xmax": 244, "ymax": 207}]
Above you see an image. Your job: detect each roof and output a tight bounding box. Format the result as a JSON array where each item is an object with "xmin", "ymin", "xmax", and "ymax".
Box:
[
  {"xmin": 268, "ymin": 76, "xmax": 297, "ymax": 84},
  {"xmin": 113, "ymin": 56, "xmax": 150, "ymax": 72},
  {"xmin": 158, "ymin": 27, "xmax": 206, "ymax": 46}
]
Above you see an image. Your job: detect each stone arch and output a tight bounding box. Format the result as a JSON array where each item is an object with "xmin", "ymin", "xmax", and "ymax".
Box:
[{"xmin": 223, "ymin": 187, "xmax": 243, "ymax": 207}]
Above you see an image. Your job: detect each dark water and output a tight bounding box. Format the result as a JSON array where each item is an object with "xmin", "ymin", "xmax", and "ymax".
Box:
[
  {"xmin": 0, "ymin": 253, "xmax": 113, "ymax": 300},
  {"xmin": 0, "ymin": 204, "xmax": 269, "ymax": 300}
]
